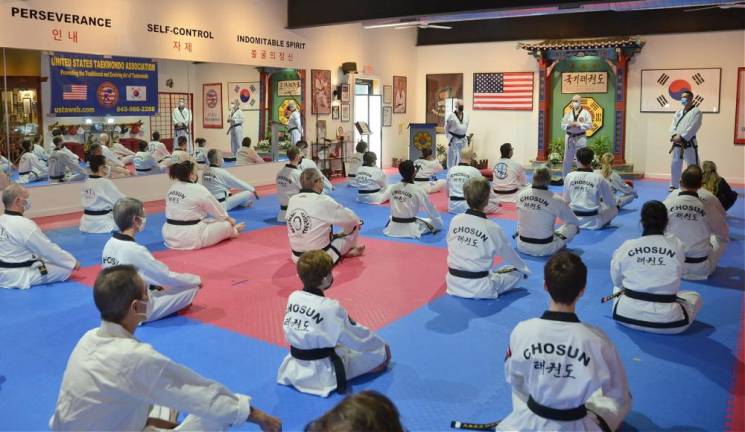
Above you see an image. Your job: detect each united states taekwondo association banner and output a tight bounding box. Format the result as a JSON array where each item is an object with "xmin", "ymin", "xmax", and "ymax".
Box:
[{"xmin": 50, "ymin": 52, "xmax": 158, "ymax": 117}]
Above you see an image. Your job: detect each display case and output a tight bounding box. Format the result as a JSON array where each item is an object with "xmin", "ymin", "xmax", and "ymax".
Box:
[{"xmin": 312, "ymin": 138, "xmax": 346, "ymax": 178}]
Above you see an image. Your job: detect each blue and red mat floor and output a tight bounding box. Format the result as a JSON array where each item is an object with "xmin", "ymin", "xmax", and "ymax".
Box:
[{"xmin": 0, "ymin": 174, "xmax": 743, "ymax": 431}]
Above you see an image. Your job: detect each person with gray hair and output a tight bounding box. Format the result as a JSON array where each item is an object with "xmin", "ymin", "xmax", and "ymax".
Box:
[
  {"xmin": 202, "ymin": 149, "xmax": 258, "ymax": 211},
  {"xmin": 446, "ymin": 177, "xmax": 530, "ymax": 299},
  {"xmin": 50, "ymin": 265, "xmax": 282, "ymax": 431},
  {"xmin": 0, "ymin": 184, "xmax": 79, "ymax": 289},
  {"xmin": 286, "ymin": 168, "xmax": 364, "ymax": 264},
  {"xmin": 101, "ymin": 197, "xmax": 201, "ymax": 322},
  {"xmin": 515, "ymin": 165, "xmax": 580, "ymax": 256},
  {"xmin": 227, "ymin": 99, "xmax": 244, "ymax": 157},
  {"xmin": 287, "ymin": 100, "xmax": 303, "ymax": 145},
  {"xmin": 296, "ymin": 140, "xmax": 334, "ymax": 193},
  {"xmin": 559, "ymin": 94, "xmax": 592, "ymax": 181}
]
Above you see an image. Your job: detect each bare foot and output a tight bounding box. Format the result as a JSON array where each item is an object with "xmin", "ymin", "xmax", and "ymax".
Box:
[
  {"xmin": 233, "ymin": 222, "xmax": 246, "ymax": 236},
  {"xmin": 346, "ymin": 244, "xmax": 366, "ymax": 257}
]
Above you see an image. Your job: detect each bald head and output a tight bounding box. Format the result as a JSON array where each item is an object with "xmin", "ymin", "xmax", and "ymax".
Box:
[
  {"xmin": 2, "ymin": 183, "xmax": 29, "ymax": 213},
  {"xmin": 460, "ymin": 148, "xmax": 474, "ymax": 163},
  {"xmin": 99, "ymin": 133, "xmax": 110, "ymax": 146}
]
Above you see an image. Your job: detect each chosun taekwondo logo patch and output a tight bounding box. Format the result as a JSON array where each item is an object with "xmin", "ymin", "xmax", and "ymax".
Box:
[{"xmin": 288, "ymin": 209, "xmax": 311, "ymax": 234}]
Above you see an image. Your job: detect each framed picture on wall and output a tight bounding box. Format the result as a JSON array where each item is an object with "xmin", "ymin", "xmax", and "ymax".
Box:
[
  {"xmin": 311, "ymin": 69, "xmax": 332, "ymax": 114},
  {"xmin": 382, "ymin": 106, "xmax": 392, "ymax": 127},
  {"xmin": 341, "ymin": 103, "xmax": 351, "ymax": 122},
  {"xmin": 228, "ymin": 81, "xmax": 259, "ymax": 111},
  {"xmin": 426, "ymin": 73, "xmax": 463, "ymax": 126},
  {"xmin": 735, "ymin": 67, "xmax": 745, "ymax": 145},
  {"xmin": 202, "ymin": 83, "xmax": 223, "ymax": 129},
  {"xmin": 340, "ymin": 84, "xmax": 350, "ymax": 103},
  {"xmin": 640, "ymin": 68, "xmax": 721, "ymax": 113},
  {"xmin": 393, "ymin": 76, "xmax": 407, "ymax": 113},
  {"xmin": 332, "ymin": 105, "xmax": 340, "ymax": 120},
  {"xmin": 383, "ymin": 85, "xmax": 393, "ymax": 105}
]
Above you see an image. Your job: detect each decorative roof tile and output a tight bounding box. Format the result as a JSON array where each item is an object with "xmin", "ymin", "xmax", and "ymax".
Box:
[{"xmin": 519, "ymin": 36, "xmax": 644, "ymax": 51}]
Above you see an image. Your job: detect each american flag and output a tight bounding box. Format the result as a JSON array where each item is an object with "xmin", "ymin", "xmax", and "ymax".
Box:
[
  {"xmin": 473, "ymin": 72, "xmax": 534, "ymax": 110},
  {"xmin": 63, "ymin": 84, "xmax": 87, "ymax": 101}
]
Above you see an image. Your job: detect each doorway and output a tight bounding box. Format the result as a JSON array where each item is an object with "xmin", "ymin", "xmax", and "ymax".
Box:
[{"xmin": 354, "ymin": 79, "xmax": 382, "ymax": 168}]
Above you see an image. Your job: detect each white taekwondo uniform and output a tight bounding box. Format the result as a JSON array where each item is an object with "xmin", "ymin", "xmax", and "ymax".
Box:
[
  {"xmin": 353, "ymin": 165, "xmax": 389, "ymax": 204},
  {"xmin": 102, "ymin": 232, "xmax": 201, "ymax": 322},
  {"xmin": 299, "ymin": 157, "xmax": 333, "ymax": 194},
  {"xmin": 18, "ymin": 152, "xmax": 48, "ymax": 183},
  {"xmin": 33, "ymin": 143, "xmax": 49, "ymax": 165},
  {"xmin": 383, "ymin": 181, "xmax": 443, "ymax": 239},
  {"xmin": 101, "ymin": 145, "xmax": 125, "ymax": 168},
  {"xmin": 346, "ymin": 151, "xmax": 364, "ymax": 182},
  {"xmin": 79, "ymin": 175, "xmax": 125, "ymax": 234},
  {"xmin": 202, "ymin": 164, "xmax": 256, "ymax": 211},
  {"xmin": 112, "ymin": 142, "xmax": 135, "ymax": 165},
  {"xmin": 172, "ymin": 107, "xmax": 193, "ymax": 153},
  {"xmin": 445, "ymin": 111, "xmax": 469, "ymax": 169},
  {"xmin": 193, "ymin": 147, "xmax": 208, "ymax": 166},
  {"xmin": 162, "ymin": 181, "xmax": 236, "ymax": 250},
  {"xmin": 61, "ymin": 146, "xmax": 80, "ymax": 163},
  {"xmin": 664, "ymin": 189, "xmax": 729, "ymax": 280},
  {"xmin": 498, "ymin": 311, "xmax": 632, "ymax": 432},
  {"xmin": 48, "ymin": 147, "xmax": 86, "ymax": 184},
  {"xmin": 0, "ymin": 154, "xmax": 10, "ymax": 175},
  {"xmin": 610, "ymin": 232, "xmax": 701, "ymax": 334},
  {"xmin": 563, "ymin": 168, "xmax": 618, "ymax": 230},
  {"xmin": 560, "ymin": 107, "xmax": 592, "ymax": 178},
  {"xmin": 277, "ymin": 286, "xmax": 387, "ymax": 397},
  {"xmin": 598, "ymin": 170, "xmax": 637, "ymax": 208},
  {"xmin": 0, "ymin": 210, "xmax": 77, "ymax": 289},
  {"xmin": 276, "ymin": 163, "xmax": 302, "ymax": 222},
  {"xmin": 148, "ymin": 140, "xmax": 171, "ymax": 163},
  {"xmin": 492, "ymin": 158, "xmax": 528, "ymax": 203},
  {"xmin": 228, "ymin": 108, "xmax": 244, "ymax": 156},
  {"xmin": 669, "ymin": 105, "xmax": 702, "ymax": 189},
  {"xmin": 447, "ymin": 163, "xmax": 501, "ymax": 214},
  {"xmin": 50, "ymin": 321, "xmax": 252, "ymax": 431},
  {"xmin": 414, "ymin": 158, "xmax": 446, "ymax": 193},
  {"xmin": 169, "ymin": 149, "xmax": 191, "ymax": 165},
  {"xmin": 133, "ymin": 151, "xmax": 162, "ymax": 175},
  {"xmin": 288, "ymin": 110, "xmax": 303, "ymax": 145},
  {"xmin": 516, "ymin": 186, "xmax": 581, "ymax": 256},
  {"xmin": 446, "ymin": 209, "xmax": 530, "ymax": 299},
  {"xmin": 286, "ymin": 189, "xmax": 361, "ymax": 264}
]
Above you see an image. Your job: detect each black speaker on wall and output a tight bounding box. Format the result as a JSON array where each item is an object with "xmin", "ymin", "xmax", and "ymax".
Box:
[{"xmin": 341, "ymin": 62, "xmax": 357, "ymax": 74}]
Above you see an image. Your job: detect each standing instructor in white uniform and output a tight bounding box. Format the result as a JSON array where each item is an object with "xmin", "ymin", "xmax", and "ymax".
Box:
[
  {"xmin": 227, "ymin": 100, "xmax": 244, "ymax": 157},
  {"xmin": 287, "ymin": 101, "xmax": 303, "ymax": 146},
  {"xmin": 560, "ymin": 94, "xmax": 592, "ymax": 181},
  {"xmin": 445, "ymin": 99, "xmax": 469, "ymax": 169},
  {"xmin": 172, "ymin": 98, "xmax": 192, "ymax": 154},
  {"xmin": 669, "ymin": 89, "xmax": 702, "ymax": 191}
]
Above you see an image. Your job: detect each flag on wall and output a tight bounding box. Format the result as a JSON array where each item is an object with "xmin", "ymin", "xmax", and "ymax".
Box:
[
  {"xmin": 62, "ymin": 84, "xmax": 87, "ymax": 101},
  {"xmin": 640, "ymin": 68, "xmax": 721, "ymax": 113},
  {"xmin": 473, "ymin": 72, "xmax": 534, "ymax": 110},
  {"xmin": 229, "ymin": 81, "xmax": 260, "ymax": 111},
  {"xmin": 126, "ymin": 85, "xmax": 147, "ymax": 101}
]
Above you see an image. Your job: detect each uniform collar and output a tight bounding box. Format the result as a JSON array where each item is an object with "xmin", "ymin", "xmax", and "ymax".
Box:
[
  {"xmin": 576, "ymin": 167, "xmax": 593, "ymax": 172},
  {"xmin": 465, "ymin": 209, "xmax": 487, "ymax": 219},
  {"xmin": 99, "ymin": 321, "xmax": 136, "ymax": 339},
  {"xmin": 303, "ymin": 286, "xmax": 325, "ymax": 297},
  {"xmin": 642, "ymin": 229, "xmax": 664, "ymax": 236},
  {"xmin": 4, "ymin": 210, "xmax": 23, "ymax": 216},
  {"xmin": 113, "ymin": 232, "xmax": 135, "ymax": 242},
  {"xmin": 679, "ymin": 190, "xmax": 699, "ymax": 198},
  {"xmin": 532, "ymin": 185, "xmax": 548, "ymax": 191},
  {"xmin": 458, "ymin": 163, "xmax": 470, "ymax": 167},
  {"xmin": 540, "ymin": 310, "xmax": 580, "ymax": 323},
  {"xmin": 285, "ymin": 163, "xmax": 298, "ymax": 169},
  {"xmin": 89, "ymin": 175, "xmax": 102, "ymax": 179},
  {"xmin": 299, "ymin": 188, "xmax": 319, "ymax": 194}
]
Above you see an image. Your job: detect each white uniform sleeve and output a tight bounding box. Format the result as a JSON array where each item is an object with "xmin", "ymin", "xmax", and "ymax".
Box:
[
  {"xmin": 323, "ymin": 198, "xmax": 360, "ymax": 230},
  {"xmin": 131, "ymin": 348, "xmax": 251, "ymax": 427},
  {"xmin": 669, "ymin": 112, "xmax": 679, "ymax": 135},
  {"xmin": 504, "ymin": 327, "xmax": 529, "ymax": 402},
  {"xmin": 220, "ymin": 170, "xmax": 255, "ymax": 193},
  {"xmin": 376, "ymin": 171, "xmax": 388, "ymax": 189},
  {"xmin": 25, "ymin": 228, "xmax": 77, "ymax": 269},
  {"xmin": 556, "ymin": 196, "xmax": 581, "ymax": 227},
  {"xmin": 598, "ymin": 177, "xmax": 617, "ymax": 208},
  {"xmin": 136, "ymin": 247, "xmax": 201, "ymax": 289},
  {"xmin": 609, "ymin": 172, "xmax": 633, "ymax": 195},
  {"xmin": 680, "ymin": 109, "xmax": 702, "ymax": 141},
  {"xmin": 705, "ymin": 197, "xmax": 729, "ymax": 242},
  {"xmin": 336, "ymin": 307, "xmax": 386, "ymax": 353},
  {"xmin": 64, "ymin": 154, "xmax": 85, "ymax": 175},
  {"xmin": 579, "ymin": 110, "xmax": 592, "ymax": 131},
  {"xmin": 199, "ymin": 188, "xmax": 231, "ymax": 221},
  {"xmin": 597, "ymin": 336, "xmax": 632, "ymax": 421},
  {"xmin": 103, "ymin": 180, "xmax": 126, "ymax": 207},
  {"xmin": 560, "ymin": 111, "xmax": 571, "ymax": 132},
  {"xmin": 421, "ymin": 192, "xmax": 443, "ymax": 231},
  {"xmin": 610, "ymin": 245, "xmax": 625, "ymax": 289},
  {"xmin": 491, "ymin": 224, "xmax": 531, "ymax": 275}
]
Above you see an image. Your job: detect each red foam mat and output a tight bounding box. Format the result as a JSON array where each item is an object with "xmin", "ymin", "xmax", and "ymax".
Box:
[{"xmin": 726, "ymin": 295, "xmax": 745, "ymax": 432}]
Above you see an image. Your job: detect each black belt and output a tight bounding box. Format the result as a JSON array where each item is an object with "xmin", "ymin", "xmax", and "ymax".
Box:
[
  {"xmin": 348, "ymin": 174, "xmax": 356, "ymax": 178},
  {"xmin": 450, "ymin": 196, "xmax": 466, "ymax": 201},
  {"xmin": 166, "ymin": 218, "xmax": 200, "ymax": 226},
  {"xmin": 290, "ymin": 346, "xmax": 347, "ymax": 393},
  {"xmin": 50, "ymin": 175, "xmax": 65, "ymax": 180},
  {"xmin": 136, "ymin": 168, "xmax": 152, "ymax": 172},
  {"xmin": 527, "ymin": 396, "xmax": 587, "ymax": 422},
  {"xmin": 494, "ymin": 188, "xmax": 518, "ymax": 195},
  {"xmin": 414, "ymin": 177, "xmax": 431, "ymax": 182},
  {"xmin": 519, "ymin": 235, "xmax": 554, "ymax": 244},
  {"xmin": 217, "ymin": 193, "xmax": 232, "ymax": 203},
  {"xmin": 0, "ymin": 259, "xmax": 36, "ymax": 268},
  {"xmin": 280, "ymin": 205, "xmax": 288, "ymax": 211},
  {"xmin": 449, "ymin": 131, "xmax": 465, "ymax": 139},
  {"xmin": 84, "ymin": 209, "xmax": 111, "ymax": 216},
  {"xmin": 358, "ymin": 188, "xmax": 381, "ymax": 194},
  {"xmin": 567, "ymin": 132, "xmax": 586, "ymax": 138},
  {"xmin": 685, "ymin": 255, "xmax": 708, "ymax": 264},
  {"xmin": 613, "ymin": 289, "xmax": 690, "ymax": 329},
  {"xmin": 392, "ymin": 216, "xmax": 417, "ymax": 223},
  {"xmin": 18, "ymin": 171, "xmax": 30, "ymax": 175},
  {"xmin": 623, "ymin": 288, "xmax": 678, "ymax": 303},
  {"xmin": 573, "ymin": 209, "xmax": 598, "ymax": 217},
  {"xmin": 288, "ymin": 127, "xmax": 298, "ymax": 132},
  {"xmin": 448, "ymin": 267, "xmax": 489, "ymax": 279},
  {"xmin": 197, "ymin": 160, "xmax": 207, "ymax": 165}
]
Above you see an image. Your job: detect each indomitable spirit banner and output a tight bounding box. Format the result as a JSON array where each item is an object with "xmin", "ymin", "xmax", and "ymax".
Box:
[{"xmin": 50, "ymin": 53, "xmax": 158, "ymax": 117}]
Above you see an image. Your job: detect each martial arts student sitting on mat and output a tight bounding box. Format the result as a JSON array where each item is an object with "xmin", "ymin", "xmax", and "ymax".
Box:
[
  {"xmin": 305, "ymin": 391, "xmax": 404, "ymax": 432},
  {"xmin": 170, "ymin": 136, "xmax": 192, "ymax": 165},
  {"xmin": 48, "ymin": 136, "xmax": 86, "ymax": 184},
  {"xmin": 446, "ymin": 177, "xmax": 530, "ymax": 299},
  {"xmin": 383, "ymin": 160, "xmax": 443, "ymax": 239},
  {"xmin": 413, "ymin": 146, "xmax": 446, "ymax": 193},
  {"xmin": 598, "ymin": 153, "xmax": 637, "ymax": 208},
  {"xmin": 664, "ymin": 165, "xmax": 729, "ymax": 280},
  {"xmin": 50, "ymin": 265, "xmax": 282, "ymax": 432},
  {"xmin": 515, "ymin": 166, "xmax": 581, "ymax": 257},
  {"xmin": 134, "ymin": 141, "xmax": 162, "ymax": 175},
  {"xmin": 610, "ymin": 200, "xmax": 701, "ymax": 334},
  {"xmin": 202, "ymin": 149, "xmax": 258, "ymax": 211},
  {"xmin": 79, "ymin": 155, "xmax": 125, "ymax": 234},
  {"xmin": 99, "ymin": 133, "xmax": 132, "ymax": 169},
  {"xmin": 0, "ymin": 184, "xmax": 80, "ymax": 289},
  {"xmin": 111, "ymin": 136, "xmax": 136, "ymax": 166},
  {"xmin": 277, "ymin": 251, "xmax": 390, "ymax": 397},
  {"xmin": 148, "ymin": 131, "xmax": 171, "ymax": 165},
  {"xmin": 276, "ymin": 146, "xmax": 303, "ymax": 222},
  {"xmin": 162, "ymin": 160, "xmax": 245, "ymax": 250},
  {"xmin": 17, "ymin": 139, "xmax": 48, "ymax": 184},
  {"xmin": 353, "ymin": 151, "xmax": 389, "ymax": 204},
  {"xmin": 102, "ymin": 198, "xmax": 201, "ymax": 322},
  {"xmin": 88, "ymin": 144, "xmax": 131, "ymax": 178},
  {"xmin": 492, "ymin": 142, "xmax": 528, "ymax": 203},
  {"xmin": 346, "ymin": 140, "xmax": 367, "ymax": 183},
  {"xmin": 498, "ymin": 251, "xmax": 631, "ymax": 432},
  {"xmin": 193, "ymin": 138, "xmax": 208, "ymax": 165},
  {"xmin": 287, "ymin": 169, "xmax": 365, "ymax": 264},
  {"xmin": 447, "ymin": 148, "xmax": 501, "ymax": 215},
  {"xmin": 296, "ymin": 140, "xmax": 334, "ymax": 193},
  {"xmin": 563, "ymin": 147, "xmax": 618, "ymax": 230}
]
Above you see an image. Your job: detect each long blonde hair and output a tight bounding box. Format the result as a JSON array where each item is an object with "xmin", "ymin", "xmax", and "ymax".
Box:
[
  {"xmin": 600, "ymin": 153, "xmax": 614, "ymax": 179},
  {"xmin": 702, "ymin": 160, "xmax": 720, "ymax": 195}
]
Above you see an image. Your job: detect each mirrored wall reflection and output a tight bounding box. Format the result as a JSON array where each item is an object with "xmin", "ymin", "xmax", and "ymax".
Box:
[{"xmin": 0, "ymin": 47, "xmax": 306, "ymax": 188}]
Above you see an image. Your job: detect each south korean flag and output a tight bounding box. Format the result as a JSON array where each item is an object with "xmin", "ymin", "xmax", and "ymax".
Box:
[{"xmin": 641, "ymin": 68, "xmax": 721, "ymax": 113}]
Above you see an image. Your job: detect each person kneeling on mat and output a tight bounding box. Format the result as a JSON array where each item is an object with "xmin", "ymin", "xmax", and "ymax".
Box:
[
  {"xmin": 446, "ymin": 177, "xmax": 530, "ymax": 299},
  {"xmin": 50, "ymin": 265, "xmax": 281, "ymax": 431},
  {"xmin": 287, "ymin": 168, "xmax": 365, "ymax": 264},
  {"xmin": 563, "ymin": 147, "xmax": 618, "ymax": 230},
  {"xmin": 202, "ymin": 149, "xmax": 258, "ymax": 211},
  {"xmin": 102, "ymin": 197, "xmax": 201, "ymax": 322},
  {"xmin": 515, "ymin": 166, "xmax": 580, "ymax": 257},
  {"xmin": 277, "ymin": 251, "xmax": 390, "ymax": 397},
  {"xmin": 609, "ymin": 200, "xmax": 701, "ymax": 334},
  {"xmin": 498, "ymin": 251, "xmax": 631, "ymax": 432},
  {"xmin": 354, "ymin": 151, "xmax": 389, "ymax": 204},
  {"xmin": 383, "ymin": 160, "xmax": 443, "ymax": 239}
]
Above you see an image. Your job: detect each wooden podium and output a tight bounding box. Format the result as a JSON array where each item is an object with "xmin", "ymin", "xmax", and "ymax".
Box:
[{"xmin": 408, "ymin": 123, "xmax": 437, "ymax": 160}]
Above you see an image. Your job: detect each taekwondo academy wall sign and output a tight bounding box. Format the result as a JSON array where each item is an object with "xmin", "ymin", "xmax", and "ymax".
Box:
[
  {"xmin": 561, "ymin": 72, "xmax": 608, "ymax": 94},
  {"xmin": 640, "ymin": 68, "xmax": 721, "ymax": 113},
  {"xmin": 278, "ymin": 80, "xmax": 302, "ymax": 96},
  {"xmin": 562, "ymin": 97, "xmax": 604, "ymax": 138}
]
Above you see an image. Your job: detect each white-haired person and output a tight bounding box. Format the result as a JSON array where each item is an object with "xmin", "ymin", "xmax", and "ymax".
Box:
[
  {"xmin": 447, "ymin": 148, "xmax": 500, "ymax": 215},
  {"xmin": 202, "ymin": 149, "xmax": 258, "ymax": 211}
]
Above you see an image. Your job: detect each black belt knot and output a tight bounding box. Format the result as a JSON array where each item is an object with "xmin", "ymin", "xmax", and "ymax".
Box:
[{"xmin": 290, "ymin": 346, "xmax": 347, "ymax": 393}]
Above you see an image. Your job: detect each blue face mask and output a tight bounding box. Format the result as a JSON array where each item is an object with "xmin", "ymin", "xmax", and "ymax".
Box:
[{"xmin": 680, "ymin": 97, "xmax": 688, "ymax": 106}]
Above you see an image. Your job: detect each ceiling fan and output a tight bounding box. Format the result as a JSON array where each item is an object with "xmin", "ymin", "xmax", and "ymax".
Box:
[
  {"xmin": 684, "ymin": 1, "xmax": 745, "ymax": 11},
  {"xmin": 394, "ymin": 22, "xmax": 453, "ymax": 30}
]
